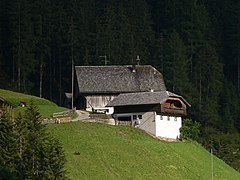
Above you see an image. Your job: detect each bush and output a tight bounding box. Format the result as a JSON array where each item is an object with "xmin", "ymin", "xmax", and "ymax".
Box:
[{"xmin": 180, "ymin": 118, "xmax": 200, "ymax": 140}]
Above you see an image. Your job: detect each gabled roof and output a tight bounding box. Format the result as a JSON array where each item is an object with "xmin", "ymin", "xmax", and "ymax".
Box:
[
  {"xmin": 75, "ymin": 65, "xmax": 166, "ymax": 93},
  {"xmin": 106, "ymin": 91, "xmax": 190, "ymax": 107}
]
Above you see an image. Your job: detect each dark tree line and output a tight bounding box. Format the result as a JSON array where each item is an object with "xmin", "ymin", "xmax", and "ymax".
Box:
[{"xmin": 0, "ymin": 0, "xmax": 240, "ymax": 171}]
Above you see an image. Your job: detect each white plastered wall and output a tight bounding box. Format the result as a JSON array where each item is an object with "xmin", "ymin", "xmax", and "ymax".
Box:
[{"xmin": 155, "ymin": 115, "xmax": 182, "ymax": 139}]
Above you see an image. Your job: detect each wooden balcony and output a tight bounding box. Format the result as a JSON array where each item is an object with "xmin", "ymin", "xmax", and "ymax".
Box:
[{"xmin": 162, "ymin": 107, "xmax": 187, "ymax": 116}]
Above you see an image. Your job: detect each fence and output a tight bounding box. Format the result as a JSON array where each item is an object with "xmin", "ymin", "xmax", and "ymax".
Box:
[{"xmin": 52, "ymin": 108, "xmax": 76, "ymax": 118}]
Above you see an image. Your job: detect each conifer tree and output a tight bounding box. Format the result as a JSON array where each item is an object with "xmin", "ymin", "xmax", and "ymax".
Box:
[
  {"xmin": 0, "ymin": 102, "xmax": 66, "ymax": 179},
  {"xmin": 0, "ymin": 106, "xmax": 16, "ymax": 173},
  {"xmin": 163, "ymin": 31, "xmax": 193, "ymax": 100}
]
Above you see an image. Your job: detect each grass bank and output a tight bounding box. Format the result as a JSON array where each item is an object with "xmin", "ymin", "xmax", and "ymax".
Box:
[
  {"xmin": 0, "ymin": 89, "xmax": 74, "ymax": 118},
  {"xmin": 48, "ymin": 122, "xmax": 240, "ymax": 179}
]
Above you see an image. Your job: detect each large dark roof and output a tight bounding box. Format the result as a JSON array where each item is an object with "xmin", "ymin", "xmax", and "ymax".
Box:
[
  {"xmin": 75, "ymin": 65, "xmax": 166, "ymax": 93},
  {"xmin": 106, "ymin": 91, "xmax": 190, "ymax": 107}
]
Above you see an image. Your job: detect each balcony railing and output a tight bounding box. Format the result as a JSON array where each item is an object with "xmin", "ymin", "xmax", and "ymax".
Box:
[{"xmin": 163, "ymin": 107, "xmax": 186, "ymax": 116}]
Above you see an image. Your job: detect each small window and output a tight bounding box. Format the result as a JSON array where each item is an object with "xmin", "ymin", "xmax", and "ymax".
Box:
[
  {"xmin": 138, "ymin": 115, "xmax": 142, "ymax": 119},
  {"xmin": 167, "ymin": 116, "xmax": 170, "ymax": 121},
  {"xmin": 160, "ymin": 115, "xmax": 163, "ymax": 120},
  {"xmin": 174, "ymin": 117, "xmax": 177, "ymax": 121},
  {"xmin": 133, "ymin": 115, "xmax": 137, "ymax": 120}
]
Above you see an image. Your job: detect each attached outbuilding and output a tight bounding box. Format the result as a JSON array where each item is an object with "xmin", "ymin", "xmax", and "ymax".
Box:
[{"xmin": 106, "ymin": 91, "xmax": 190, "ymax": 140}]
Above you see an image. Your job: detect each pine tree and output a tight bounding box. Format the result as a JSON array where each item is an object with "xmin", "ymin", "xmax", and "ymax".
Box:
[
  {"xmin": 30, "ymin": 0, "xmax": 51, "ymax": 98},
  {"xmin": 14, "ymin": 112, "xmax": 28, "ymax": 179},
  {"xmin": 8, "ymin": 101, "xmax": 67, "ymax": 179},
  {"xmin": 8, "ymin": 0, "xmax": 36, "ymax": 93},
  {"xmin": 163, "ymin": 31, "xmax": 192, "ymax": 99},
  {"xmin": 0, "ymin": 106, "xmax": 16, "ymax": 173},
  {"xmin": 22, "ymin": 102, "xmax": 66, "ymax": 179},
  {"xmin": 193, "ymin": 43, "xmax": 223, "ymax": 128},
  {"xmin": 39, "ymin": 136, "xmax": 66, "ymax": 179}
]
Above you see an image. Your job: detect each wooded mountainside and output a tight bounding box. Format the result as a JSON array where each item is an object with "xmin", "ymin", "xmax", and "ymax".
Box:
[{"xmin": 0, "ymin": 0, "xmax": 240, "ymax": 171}]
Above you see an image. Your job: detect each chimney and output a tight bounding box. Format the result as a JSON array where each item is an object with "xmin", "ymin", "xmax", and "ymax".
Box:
[
  {"xmin": 132, "ymin": 55, "xmax": 140, "ymax": 73},
  {"xmin": 132, "ymin": 64, "xmax": 136, "ymax": 73}
]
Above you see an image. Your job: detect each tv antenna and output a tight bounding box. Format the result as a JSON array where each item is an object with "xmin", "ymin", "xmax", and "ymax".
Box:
[
  {"xmin": 99, "ymin": 55, "xmax": 109, "ymax": 65},
  {"xmin": 136, "ymin": 55, "xmax": 140, "ymax": 65}
]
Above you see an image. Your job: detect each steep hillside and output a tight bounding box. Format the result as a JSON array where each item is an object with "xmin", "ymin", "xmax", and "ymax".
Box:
[{"xmin": 48, "ymin": 122, "xmax": 240, "ymax": 180}]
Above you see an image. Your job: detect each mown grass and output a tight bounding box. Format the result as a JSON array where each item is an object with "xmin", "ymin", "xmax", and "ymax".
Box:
[
  {"xmin": 0, "ymin": 89, "xmax": 56, "ymax": 106},
  {"xmin": 0, "ymin": 89, "xmax": 76, "ymax": 118},
  {"xmin": 48, "ymin": 122, "xmax": 240, "ymax": 180}
]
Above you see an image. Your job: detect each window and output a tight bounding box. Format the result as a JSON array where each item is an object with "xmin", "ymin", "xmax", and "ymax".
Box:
[
  {"xmin": 160, "ymin": 115, "xmax": 163, "ymax": 120},
  {"xmin": 133, "ymin": 115, "xmax": 137, "ymax": 120},
  {"xmin": 138, "ymin": 115, "xmax": 142, "ymax": 119},
  {"xmin": 167, "ymin": 116, "xmax": 170, "ymax": 121},
  {"xmin": 174, "ymin": 117, "xmax": 177, "ymax": 121}
]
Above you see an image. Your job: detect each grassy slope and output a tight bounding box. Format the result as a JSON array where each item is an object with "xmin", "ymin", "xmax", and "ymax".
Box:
[
  {"xmin": 0, "ymin": 89, "xmax": 69, "ymax": 118},
  {"xmin": 48, "ymin": 122, "xmax": 240, "ymax": 180}
]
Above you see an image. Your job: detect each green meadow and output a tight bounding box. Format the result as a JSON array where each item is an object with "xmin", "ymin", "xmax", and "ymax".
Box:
[
  {"xmin": 0, "ymin": 89, "xmax": 74, "ymax": 118},
  {"xmin": 48, "ymin": 122, "xmax": 240, "ymax": 180},
  {"xmin": 1, "ymin": 89, "xmax": 239, "ymax": 179}
]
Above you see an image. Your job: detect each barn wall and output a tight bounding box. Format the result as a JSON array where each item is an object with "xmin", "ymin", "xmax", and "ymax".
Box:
[
  {"xmin": 114, "ymin": 111, "xmax": 156, "ymax": 135},
  {"xmin": 138, "ymin": 112, "xmax": 156, "ymax": 135},
  {"xmin": 155, "ymin": 115, "xmax": 182, "ymax": 139},
  {"xmin": 86, "ymin": 95, "xmax": 117, "ymax": 109}
]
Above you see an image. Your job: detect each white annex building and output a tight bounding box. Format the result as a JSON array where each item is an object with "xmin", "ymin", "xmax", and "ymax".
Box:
[{"xmin": 107, "ymin": 91, "xmax": 190, "ymax": 140}]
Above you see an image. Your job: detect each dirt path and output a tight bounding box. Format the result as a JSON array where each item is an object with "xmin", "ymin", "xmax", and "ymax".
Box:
[{"xmin": 71, "ymin": 110, "xmax": 90, "ymax": 122}]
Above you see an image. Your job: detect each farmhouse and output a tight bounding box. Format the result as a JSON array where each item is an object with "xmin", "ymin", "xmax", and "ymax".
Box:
[
  {"xmin": 74, "ymin": 65, "xmax": 166, "ymax": 112},
  {"xmin": 106, "ymin": 91, "xmax": 190, "ymax": 139},
  {"xmin": 74, "ymin": 65, "xmax": 190, "ymax": 139}
]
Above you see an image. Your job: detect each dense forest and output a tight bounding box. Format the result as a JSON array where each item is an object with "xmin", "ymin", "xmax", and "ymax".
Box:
[{"xmin": 0, "ymin": 0, "xmax": 240, "ymax": 171}]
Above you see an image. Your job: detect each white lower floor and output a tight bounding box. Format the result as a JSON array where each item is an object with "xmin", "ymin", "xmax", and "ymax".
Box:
[
  {"xmin": 155, "ymin": 115, "xmax": 182, "ymax": 139},
  {"xmin": 114, "ymin": 112, "xmax": 182, "ymax": 140}
]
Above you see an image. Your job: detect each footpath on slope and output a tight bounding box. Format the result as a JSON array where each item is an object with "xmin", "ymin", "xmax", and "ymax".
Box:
[
  {"xmin": 72, "ymin": 110, "xmax": 115, "ymax": 125},
  {"xmin": 71, "ymin": 110, "xmax": 90, "ymax": 122}
]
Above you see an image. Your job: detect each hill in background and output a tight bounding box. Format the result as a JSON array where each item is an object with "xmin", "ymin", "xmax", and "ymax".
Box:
[
  {"xmin": 48, "ymin": 122, "xmax": 240, "ymax": 179},
  {"xmin": 0, "ymin": 89, "xmax": 69, "ymax": 118}
]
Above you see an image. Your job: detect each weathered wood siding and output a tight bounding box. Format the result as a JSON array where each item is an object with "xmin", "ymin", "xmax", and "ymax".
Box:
[{"xmin": 86, "ymin": 95, "xmax": 117, "ymax": 108}]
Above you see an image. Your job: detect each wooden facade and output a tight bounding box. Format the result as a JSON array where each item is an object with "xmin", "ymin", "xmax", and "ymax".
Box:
[
  {"xmin": 76, "ymin": 94, "xmax": 118, "ymax": 110},
  {"xmin": 86, "ymin": 95, "xmax": 117, "ymax": 109},
  {"xmin": 160, "ymin": 97, "xmax": 187, "ymax": 116}
]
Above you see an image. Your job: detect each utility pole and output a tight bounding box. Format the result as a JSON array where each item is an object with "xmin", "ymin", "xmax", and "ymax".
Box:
[
  {"xmin": 211, "ymin": 148, "xmax": 214, "ymax": 180},
  {"xmin": 71, "ymin": 17, "xmax": 74, "ymax": 110},
  {"xmin": 71, "ymin": 51, "xmax": 74, "ymax": 110}
]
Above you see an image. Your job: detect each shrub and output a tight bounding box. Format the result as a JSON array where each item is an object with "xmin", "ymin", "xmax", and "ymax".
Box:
[{"xmin": 180, "ymin": 118, "xmax": 200, "ymax": 140}]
